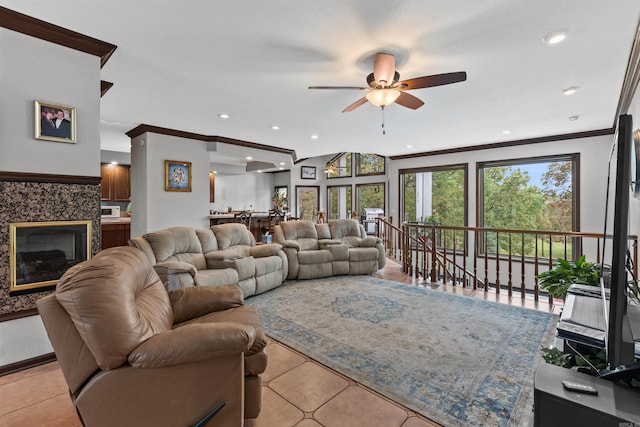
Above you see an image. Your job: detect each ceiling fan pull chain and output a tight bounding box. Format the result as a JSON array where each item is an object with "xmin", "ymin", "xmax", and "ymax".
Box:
[{"xmin": 381, "ymin": 106, "xmax": 386, "ymax": 135}]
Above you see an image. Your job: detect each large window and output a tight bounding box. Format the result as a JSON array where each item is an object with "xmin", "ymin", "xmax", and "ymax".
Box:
[
  {"xmin": 356, "ymin": 153, "xmax": 385, "ymax": 176},
  {"xmin": 400, "ymin": 165, "xmax": 467, "ymax": 226},
  {"xmin": 296, "ymin": 186, "xmax": 319, "ymax": 221},
  {"xmin": 327, "ymin": 185, "xmax": 352, "ymax": 220},
  {"xmin": 478, "ymin": 155, "xmax": 578, "ymax": 257},
  {"xmin": 355, "ymin": 182, "xmax": 385, "ymax": 218},
  {"xmin": 325, "ymin": 153, "xmax": 352, "ymax": 179}
]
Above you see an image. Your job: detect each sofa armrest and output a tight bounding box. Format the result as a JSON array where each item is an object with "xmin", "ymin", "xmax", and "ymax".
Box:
[
  {"xmin": 169, "ymin": 284, "xmax": 244, "ymax": 324},
  {"xmin": 280, "ymin": 240, "xmax": 300, "ymax": 251},
  {"xmin": 250, "ymin": 243, "xmax": 283, "ymax": 257},
  {"xmin": 318, "ymin": 239, "xmax": 344, "ymax": 248},
  {"xmin": 359, "ymin": 236, "xmax": 381, "ymax": 247},
  {"xmin": 128, "ymin": 322, "xmax": 255, "ymax": 369},
  {"xmin": 205, "ymin": 249, "xmax": 246, "ymax": 269},
  {"xmin": 155, "ymin": 261, "xmax": 197, "ymax": 277}
]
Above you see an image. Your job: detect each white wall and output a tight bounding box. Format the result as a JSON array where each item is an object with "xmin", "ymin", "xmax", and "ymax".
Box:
[
  {"xmin": 0, "ymin": 29, "xmax": 101, "ymax": 176},
  {"xmin": 626, "ymin": 85, "xmax": 640, "ymax": 238},
  {"xmin": 213, "ymin": 172, "xmax": 274, "ymax": 213},
  {"xmin": 130, "ymin": 132, "xmax": 212, "ymax": 236}
]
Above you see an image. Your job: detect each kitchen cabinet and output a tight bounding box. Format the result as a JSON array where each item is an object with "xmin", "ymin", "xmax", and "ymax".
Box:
[
  {"xmin": 101, "ymin": 222, "xmax": 131, "ymax": 249},
  {"xmin": 101, "ymin": 163, "xmax": 130, "ymax": 201}
]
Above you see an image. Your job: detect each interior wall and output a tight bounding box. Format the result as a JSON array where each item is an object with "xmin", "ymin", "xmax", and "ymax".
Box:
[
  {"xmin": 387, "ymin": 134, "xmax": 615, "ymax": 235},
  {"xmin": 130, "ymin": 132, "xmax": 211, "ymax": 236},
  {"xmin": 213, "ymin": 172, "xmax": 274, "ymax": 212},
  {"xmin": 0, "ymin": 27, "xmax": 102, "ymax": 367},
  {"xmin": 625, "ymin": 85, "xmax": 640, "ymax": 238}
]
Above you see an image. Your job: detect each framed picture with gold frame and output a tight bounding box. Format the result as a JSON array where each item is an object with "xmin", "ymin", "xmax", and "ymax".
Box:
[
  {"xmin": 35, "ymin": 100, "xmax": 76, "ymax": 143},
  {"xmin": 165, "ymin": 160, "xmax": 192, "ymax": 192}
]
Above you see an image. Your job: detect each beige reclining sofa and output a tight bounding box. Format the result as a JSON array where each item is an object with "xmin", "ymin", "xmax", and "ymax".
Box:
[
  {"xmin": 273, "ymin": 218, "xmax": 385, "ymax": 280},
  {"xmin": 129, "ymin": 223, "xmax": 287, "ymax": 297}
]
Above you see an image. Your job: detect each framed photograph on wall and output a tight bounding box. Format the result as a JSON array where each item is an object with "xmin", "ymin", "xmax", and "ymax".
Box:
[
  {"xmin": 165, "ymin": 160, "xmax": 192, "ymax": 192},
  {"xmin": 301, "ymin": 166, "xmax": 316, "ymax": 180},
  {"xmin": 35, "ymin": 100, "xmax": 76, "ymax": 143}
]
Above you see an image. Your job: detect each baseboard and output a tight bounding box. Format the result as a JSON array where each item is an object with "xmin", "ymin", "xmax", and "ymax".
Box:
[{"xmin": 0, "ymin": 352, "xmax": 56, "ymax": 377}]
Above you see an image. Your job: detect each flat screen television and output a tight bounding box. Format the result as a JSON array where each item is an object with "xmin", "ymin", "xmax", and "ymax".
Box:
[{"xmin": 600, "ymin": 114, "xmax": 637, "ymax": 373}]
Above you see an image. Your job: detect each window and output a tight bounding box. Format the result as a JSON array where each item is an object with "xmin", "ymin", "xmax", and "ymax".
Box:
[
  {"xmin": 295, "ymin": 186, "xmax": 319, "ymax": 221},
  {"xmin": 325, "ymin": 153, "xmax": 352, "ymax": 179},
  {"xmin": 355, "ymin": 182, "xmax": 385, "ymax": 218},
  {"xmin": 477, "ymin": 155, "xmax": 578, "ymax": 256},
  {"xmin": 400, "ymin": 165, "xmax": 467, "ymax": 226},
  {"xmin": 356, "ymin": 153, "xmax": 385, "ymax": 176},
  {"xmin": 327, "ymin": 185, "xmax": 352, "ymax": 220}
]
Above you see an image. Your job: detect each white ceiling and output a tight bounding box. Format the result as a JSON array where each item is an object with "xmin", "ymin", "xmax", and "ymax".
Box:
[{"xmin": 5, "ymin": 1, "xmax": 640, "ymax": 162}]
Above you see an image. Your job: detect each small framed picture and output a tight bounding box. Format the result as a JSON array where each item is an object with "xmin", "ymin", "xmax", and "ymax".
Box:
[
  {"xmin": 301, "ymin": 166, "xmax": 316, "ymax": 180},
  {"xmin": 165, "ymin": 160, "xmax": 192, "ymax": 192},
  {"xmin": 35, "ymin": 100, "xmax": 76, "ymax": 143}
]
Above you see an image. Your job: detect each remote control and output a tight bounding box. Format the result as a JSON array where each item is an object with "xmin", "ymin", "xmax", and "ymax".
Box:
[{"xmin": 562, "ymin": 380, "xmax": 598, "ymax": 395}]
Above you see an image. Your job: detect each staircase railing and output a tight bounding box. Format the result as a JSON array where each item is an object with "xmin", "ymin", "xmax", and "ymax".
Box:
[{"xmin": 375, "ymin": 218, "xmax": 638, "ymax": 302}]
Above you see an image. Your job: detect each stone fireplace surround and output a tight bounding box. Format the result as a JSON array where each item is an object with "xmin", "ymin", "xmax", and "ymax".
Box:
[{"xmin": 0, "ymin": 172, "xmax": 101, "ymax": 318}]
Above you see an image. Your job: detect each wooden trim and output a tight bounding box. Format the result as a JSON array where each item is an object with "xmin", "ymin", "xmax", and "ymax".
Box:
[
  {"xmin": 100, "ymin": 80, "xmax": 114, "ymax": 97},
  {"xmin": 0, "ymin": 308, "xmax": 39, "ymax": 322},
  {"xmin": 0, "ymin": 6, "xmax": 116, "ymax": 68},
  {"xmin": 0, "ymin": 171, "xmax": 101, "ymax": 185},
  {"xmin": 389, "ymin": 128, "xmax": 614, "ymax": 160},
  {"xmin": 0, "ymin": 353, "xmax": 56, "ymax": 377},
  {"xmin": 616, "ymin": 19, "xmax": 640, "ymax": 119},
  {"xmin": 125, "ymin": 124, "xmax": 297, "ymax": 158}
]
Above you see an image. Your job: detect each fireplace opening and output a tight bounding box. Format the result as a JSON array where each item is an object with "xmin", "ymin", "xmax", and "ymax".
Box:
[{"xmin": 10, "ymin": 220, "xmax": 92, "ymax": 295}]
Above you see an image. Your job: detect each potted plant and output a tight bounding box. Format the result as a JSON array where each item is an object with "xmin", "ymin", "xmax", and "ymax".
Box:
[{"xmin": 536, "ymin": 255, "xmax": 600, "ymax": 300}]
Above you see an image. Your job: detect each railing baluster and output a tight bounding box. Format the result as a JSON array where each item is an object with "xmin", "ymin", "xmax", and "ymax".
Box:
[{"xmin": 508, "ymin": 233, "xmax": 513, "ymax": 298}]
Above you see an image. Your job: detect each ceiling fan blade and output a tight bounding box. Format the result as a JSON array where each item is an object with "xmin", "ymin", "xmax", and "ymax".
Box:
[
  {"xmin": 395, "ymin": 91, "xmax": 424, "ymax": 109},
  {"xmin": 342, "ymin": 97, "xmax": 368, "ymax": 112},
  {"xmin": 373, "ymin": 53, "xmax": 396, "ymax": 86},
  {"xmin": 308, "ymin": 86, "xmax": 367, "ymax": 90},
  {"xmin": 400, "ymin": 71, "xmax": 467, "ymax": 90}
]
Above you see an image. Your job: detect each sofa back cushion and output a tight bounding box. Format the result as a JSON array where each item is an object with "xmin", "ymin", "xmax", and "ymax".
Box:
[
  {"xmin": 315, "ymin": 223, "xmax": 331, "ymax": 239},
  {"xmin": 211, "ymin": 223, "xmax": 255, "ymax": 249},
  {"xmin": 280, "ymin": 220, "xmax": 319, "ymax": 251},
  {"xmin": 196, "ymin": 228, "xmax": 219, "ymax": 252},
  {"xmin": 55, "ymin": 247, "xmax": 173, "ymax": 370},
  {"xmin": 144, "ymin": 226, "xmax": 206, "ymax": 270}
]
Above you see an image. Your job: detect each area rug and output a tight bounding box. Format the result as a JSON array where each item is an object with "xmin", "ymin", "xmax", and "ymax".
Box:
[{"xmin": 248, "ymin": 275, "xmax": 558, "ymax": 427}]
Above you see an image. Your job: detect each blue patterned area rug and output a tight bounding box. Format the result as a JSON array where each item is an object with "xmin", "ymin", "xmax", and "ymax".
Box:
[{"xmin": 248, "ymin": 275, "xmax": 558, "ymax": 427}]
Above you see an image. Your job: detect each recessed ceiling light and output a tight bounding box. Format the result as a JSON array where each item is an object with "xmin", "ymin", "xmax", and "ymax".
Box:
[
  {"xmin": 279, "ymin": 162, "xmax": 286, "ymax": 165},
  {"xmin": 503, "ymin": 130, "xmax": 511, "ymax": 135},
  {"xmin": 569, "ymin": 115, "xmax": 580, "ymax": 121},
  {"xmin": 543, "ymin": 31, "xmax": 567, "ymax": 45},
  {"xmin": 212, "ymin": 171, "xmax": 217, "ymax": 174},
  {"xmin": 279, "ymin": 167, "xmax": 284, "ymax": 170},
  {"xmin": 311, "ymin": 134, "xmax": 319, "ymax": 139},
  {"xmin": 257, "ymin": 170, "xmax": 263, "ymax": 173},
  {"xmin": 218, "ymin": 113, "xmax": 229, "ymax": 119},
  {"xmin": 110, "ymin": 161, "xmax": 118, "ymax": 165},
  {"xmin": 246, "ymin": 156, "xmax": 253, "ymax": 160},
  {"xmin": 271, "ymin": 125, "xmax": 280, "ymax": 130},
  {"xmin": 406, "ymin": 145, "xmax": 413, "ymax": 149},
  {"xmin": 562, "ymin": 86, "xmax": 579, "ymax": 95}
]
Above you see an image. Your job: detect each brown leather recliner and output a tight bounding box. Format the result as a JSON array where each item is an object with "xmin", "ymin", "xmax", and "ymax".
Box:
[{"xmin": 36, "ymin": 246, "xmax": 267, "ymax": 427}]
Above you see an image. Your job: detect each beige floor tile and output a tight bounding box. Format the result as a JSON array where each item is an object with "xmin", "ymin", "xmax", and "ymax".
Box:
[
  {"xmin": 314, "ymin": 386, "xmax": 408, "ymax": 427},
  {"xmin": 253, "ymin": 387, "xmax": 304, "ymax": 427},
  {"xmin": 269, "ymin": 361, "xmax": 349, "ymax": 412},
  {"xmin": 263, "ymin": 343, "xmax": 305, "ymax": 382},
  {"xmin": 295, "ymin": 419, "xmax": 324, "ymax": 427}
]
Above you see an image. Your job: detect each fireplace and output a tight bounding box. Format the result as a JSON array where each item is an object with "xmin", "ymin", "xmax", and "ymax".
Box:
[{"xmin": 10, "ymin": 221, "xmax": 91, "ymax": 295}]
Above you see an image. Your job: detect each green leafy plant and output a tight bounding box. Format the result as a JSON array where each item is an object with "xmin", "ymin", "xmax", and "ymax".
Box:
[
  {"xmin": 540, "ymin": 347, "xmax": 572, "ymax": 368},
  {"xmin": 536, "ymin": 255, "xmax": 600, "ymax": 300}
]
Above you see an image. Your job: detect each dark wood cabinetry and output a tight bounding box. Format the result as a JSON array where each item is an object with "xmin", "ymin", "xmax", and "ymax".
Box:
[
  {"xmin": 101, "ymin": 164, "xmax": 130, "ymax": 201},
  {"xmin": 101, "ymin": 222, "xmax": 130, "ymax": 249}
]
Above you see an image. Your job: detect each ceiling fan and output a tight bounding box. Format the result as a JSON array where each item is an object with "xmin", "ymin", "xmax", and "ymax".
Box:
[{"xmin": 309, "ymin": 53, "xmax": 467, "ymax": 112}]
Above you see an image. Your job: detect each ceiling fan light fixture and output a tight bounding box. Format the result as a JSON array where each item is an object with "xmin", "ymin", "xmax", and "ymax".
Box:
[
  {"xmin": 543, "ymin": 31, "xmax": 567, "ymax": 45},
  {"xmin": 366, "ymin": 88, "xmax": 401, "ymax": 108}
]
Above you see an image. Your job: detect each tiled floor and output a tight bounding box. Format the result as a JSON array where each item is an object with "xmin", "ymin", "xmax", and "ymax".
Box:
[{"xmin": 0, "ymin": 258, "xmax": 558, "ymax": 427}]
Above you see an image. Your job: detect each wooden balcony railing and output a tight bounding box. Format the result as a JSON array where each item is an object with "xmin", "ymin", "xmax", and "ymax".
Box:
[{"xmin": 375, "ymin": 217, "xmax": 638, "ymax": 302}]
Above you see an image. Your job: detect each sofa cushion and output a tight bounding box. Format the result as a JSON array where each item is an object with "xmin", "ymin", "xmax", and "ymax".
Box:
[
  {"xmin": 328, "ymin": 219, "xmax": 362, "ymax": 240},
  {"xmin": 195, "ymin": 228, "xmax": 219, "ymax": 252},
  {"xmin": 212, "ymin": 223, "xmax": 255, "ymax": 249},
  {"xmin": 194, "ymin": 268, "xmax": 239, "ymax": 287},
  {"xmin": 298, "ymin": 249, "xmax": 333, "ymax": 264},
  {"xmin": 315, "ymin": 223, "xmax": 331, "ymax": 239},
  {"xmin": 144, "ymin": 227, "xmax": 207, "ymax": 270},
  {"xmin": 348, "ymin": 247, "xmax": 380, "ymax": 262},
  {"xmin": 250, "ymin": 243, "xmax": 283, "ymax": 258},
  {"xmin": 56, "ymin": 247, "xmax": 173, "ymax": 370},
  {"xmin": 280, "ymin": 220, "xmax": 318, "ymax": 241},
  {"xmin": 205, "ymin": 246, "xmax": 251, "ymax": 269},
  {"xmin": 254, "ymin": 256, "xmax": 283, "ymax": 277}
]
